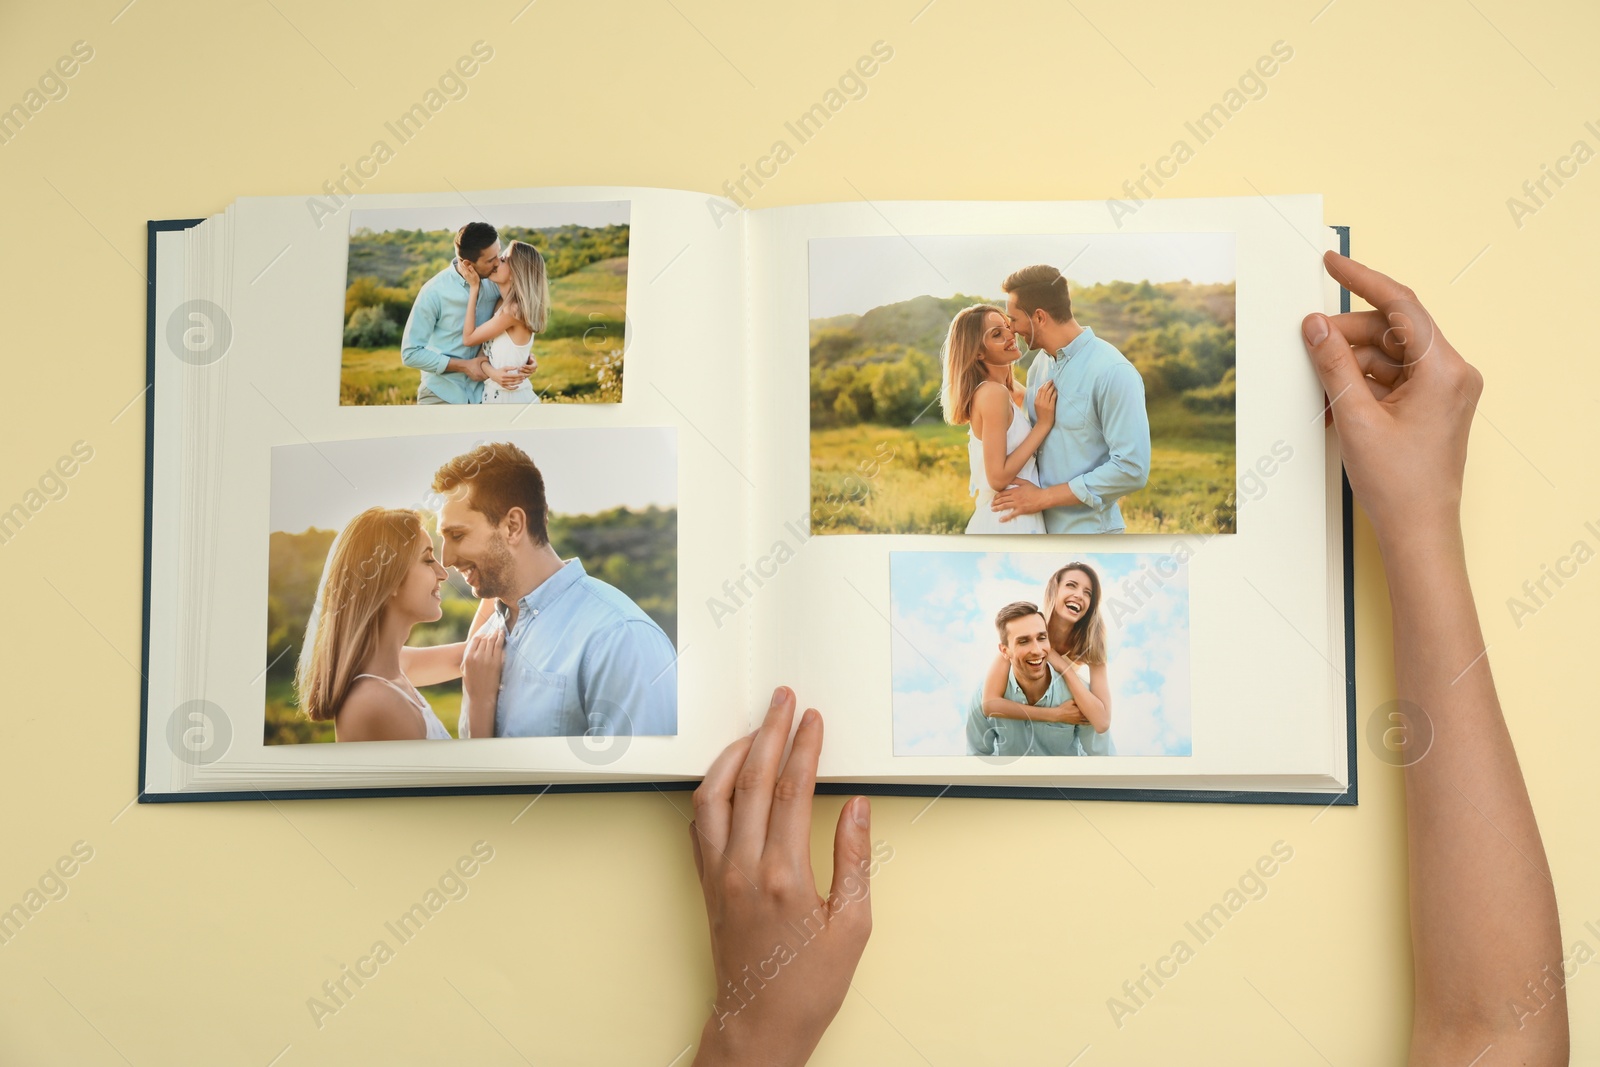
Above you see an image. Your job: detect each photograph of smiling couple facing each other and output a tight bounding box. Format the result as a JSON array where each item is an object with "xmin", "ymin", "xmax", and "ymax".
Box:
[
  {"xmin": 293, "ymin": 441, "xmax": 677, "ymax": 742},
  {"xmin": 402, "ymin": 222, "xmax": 548, "ymax": 406},
  {"xmin": 943, "ymin": 266, "xmax": 1153, "ymax": 536},
  {"xmin": 966, "ymin": 562, "xmax": 1116, "ymax": 757}
]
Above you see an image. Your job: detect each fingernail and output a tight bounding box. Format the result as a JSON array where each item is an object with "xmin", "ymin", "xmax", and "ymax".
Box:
[
  {"xmin": 771, "ymin": 685, "xmax": 789, "ymax": 706},
  {"xmin": 852, "ymin": 796, "xmax": 870, "ymax": 828},
  {"xmin": 800, "ymin": 707, "xmax": 819, "ymax": 728},
  {"xmin": 1303, "ymin": 314, "xmax": 1328, "ymax": 346}
]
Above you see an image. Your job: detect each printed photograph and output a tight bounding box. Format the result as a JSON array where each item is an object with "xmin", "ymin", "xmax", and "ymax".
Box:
[
  {"xmin": 889, "ymin": 552, "xmax": 1191, "ymax": 757},
  {"xmin": 265, "ymin": 428, "xmax": 677, "ymax": 744},
  {"xmin": 809, "ymin": 233, "xmax": 1237, "ymax": 535},
  {"xmin": 340, "ymin": 201, "xmax": 630, "ymax": 406}
]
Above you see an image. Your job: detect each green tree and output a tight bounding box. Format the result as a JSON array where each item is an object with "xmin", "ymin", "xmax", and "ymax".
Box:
[
  {"xmin": 344, "ymin": 305, "xmax": 399, "ymax": 348},
  {"xmin": 833, "ymin": 390, "xmax": 859, "ymax": 423},
  {"xmin": 871, "ymin": 358, "xmax": 925, "ymax": 425},
  {"xmin": 345, "ymin": 275, "xmax": 385, "ymax": 319}
]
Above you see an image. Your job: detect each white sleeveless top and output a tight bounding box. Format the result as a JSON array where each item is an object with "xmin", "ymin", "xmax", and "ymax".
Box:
[
  {"xmin": 966, "ymin": 383, "xmax": 1046, "ymax": 535},
  {"xmin": 351, "ymin": 673, "xmax": 453, "ymax": 739},
  {"xmin": 481, "ymin": 332, "xmax": 538, "ymax": 405}
]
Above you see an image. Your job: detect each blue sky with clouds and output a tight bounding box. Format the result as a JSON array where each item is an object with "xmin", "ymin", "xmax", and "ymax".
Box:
[{"xmin": 889, "ymin": 551, "xmax": 1192, "ymax": 757}]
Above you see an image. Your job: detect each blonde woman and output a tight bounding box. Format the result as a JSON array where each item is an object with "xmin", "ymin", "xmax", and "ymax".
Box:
[
  {"xmin": 939, "ymin": 304, "xmax": 1058, "ymax": 534},
  {"xmin": 980, "ymin": 561, "xmax": 1115, "ymax": 755},
  {"xmin": 460, "ymin": 239, "xmax": 550, "ymax": 405},
  {"xmin": 294, "ymin": 507, "xmax": 502, "ymax": 742}
]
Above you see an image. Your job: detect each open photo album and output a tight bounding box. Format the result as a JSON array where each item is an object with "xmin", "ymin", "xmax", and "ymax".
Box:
[{"xmin": 140, "ymin": 186, "xmax": 1354, "ymax": 805}]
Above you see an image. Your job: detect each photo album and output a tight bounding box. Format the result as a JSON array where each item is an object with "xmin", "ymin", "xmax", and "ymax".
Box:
[{"xmin": 140, "ymin": 185, "xmax": 1355, "ymax": 805}]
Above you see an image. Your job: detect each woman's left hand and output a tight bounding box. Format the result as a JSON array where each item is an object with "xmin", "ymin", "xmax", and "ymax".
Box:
[
  {"xmin": 690, "ymin": 688, "xmax": 875, "ymax": 1067},
  {"xmin": 457, "ymin": 259, "xmax": 480, "ymax": 290},
  {"xmin": 461, "ymin": 626, "xmax": 503, "ymax": 704},
  {"xmin": 1034, "ymin": 380, "xmax": 1058, "ymax": 424}
]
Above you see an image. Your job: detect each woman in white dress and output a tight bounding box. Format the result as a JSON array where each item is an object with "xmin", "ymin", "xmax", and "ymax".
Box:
[
  {"xmin": 939, "ymin": 304, "xmax": 1057, "ymax": 534},
  {"xmin": 294, "ymin": 507, "xmax": 502, "ymax": 741},
  {"xmin": 461, "ymin": 239, "xmax": 549, "ymax": 405},
  {"xmin": 980, "ymin": 561, "xmax": 1116, "ymax": 755}
]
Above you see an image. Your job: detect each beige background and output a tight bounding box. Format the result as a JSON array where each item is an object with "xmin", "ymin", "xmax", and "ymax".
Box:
[{"xmin": 2, "ymin": 0, "xmax": 1596, "ymax": 1062}]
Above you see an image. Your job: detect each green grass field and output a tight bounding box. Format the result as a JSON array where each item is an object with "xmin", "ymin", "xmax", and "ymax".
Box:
[
  {"xmin": 340, "ymin": 257, "xmax": 628, "ymax": 406},
  {"xmin": 810, "ymin": 396, "xmax": 1236, "ymax": 535}
]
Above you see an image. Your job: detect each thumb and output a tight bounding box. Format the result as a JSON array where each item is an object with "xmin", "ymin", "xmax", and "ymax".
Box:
[
  {"xmin": 827, "ymin": 797, "xmax": 874, "ymax": 933},
  {"xmin": 1301, "ymin": 313, "xmax": 1373, "ymax": 420}
]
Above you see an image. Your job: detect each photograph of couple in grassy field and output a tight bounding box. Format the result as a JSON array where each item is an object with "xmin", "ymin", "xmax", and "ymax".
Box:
[
  {"xmin": 809, "ymin": 233, "xmax": 1237, "ymax": 535},
  {"xmin": 264, "ymin": 428, "xmax": 677, "ymax": 745},
  {"xmin": 340, "ymin": 201, "xmax": 630, "ymax": 406}
]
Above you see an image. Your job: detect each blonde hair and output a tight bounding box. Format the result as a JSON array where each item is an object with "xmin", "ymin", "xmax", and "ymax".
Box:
[
  {"xmin": 293, "ymin": 508, "xmax": 428, "ymax": 723},
  {"xmin": 1042, "ymin": 562, "xmax": 1107, "ymax": 666},
  {"xmin": 501, "ymin": 240, "xmax": 549, "ymax": 332},
  {"xmin": 939, "ymin": 303, "xmax": 1006, "ymax": 427}
]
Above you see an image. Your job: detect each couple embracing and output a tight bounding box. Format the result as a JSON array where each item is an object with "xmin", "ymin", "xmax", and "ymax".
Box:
[
  {"xmin": 941, "ymin": 264, "xmax": 1153, "ymax": 534},
  {"xmin": 293, "ymin": 442, "xmax": 677, "ymax": 742},
  {"xmin": 400, "ymin": 221, "xmax": 548, "ymax": 405},
  {"xmin": 966, "ymin": 561, "xmax": 1115, "ymax": 758}
]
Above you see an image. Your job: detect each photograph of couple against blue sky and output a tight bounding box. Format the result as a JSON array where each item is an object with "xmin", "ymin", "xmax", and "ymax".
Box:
[
  {"xmin": 808, "ymin": 232, "xmax": 1236, "ymax": 536},
  {"xmin": 890, "ymin": 552, "xmax": 1192, "ymax": 758},
  {"xmin": 340, "ymin": 200, "xmax": 630, "ymax": 406}
]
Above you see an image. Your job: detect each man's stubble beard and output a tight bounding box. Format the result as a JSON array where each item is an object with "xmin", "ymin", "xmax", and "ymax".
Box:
[{"xmin": 470, "ymin": 532, "xmax": 517, "ymax": 601}]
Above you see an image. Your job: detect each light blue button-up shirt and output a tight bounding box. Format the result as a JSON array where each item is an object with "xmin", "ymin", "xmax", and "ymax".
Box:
[
  {"xmin": 1077, "ymin": 713, "xmax": 1116, "ymax": 756},
  {"xmin": 399, "ymin": 260, "xmax": 500, "ymax": 405},
  {"xmin": 965, "ymin": 663, "xmax": 1083, "ymax": 757},
  {"xmin": 474, "ymin": 558, "xmax": 678, "ymax": 737},
  {"xmin": 1022, "ymin": 326, "xmax": 1152, "ymax": 534}
]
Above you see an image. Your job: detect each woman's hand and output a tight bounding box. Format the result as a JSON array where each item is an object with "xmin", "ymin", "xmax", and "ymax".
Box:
[
  {"xmin": 1307, "ymin": 257, "xmax": 1568, "ymax": 1063},
  {"xmin": 1034, "ymin": 380, "xmax": 1057, "ymax": 425},
  {"xmin": 1049, "ymin": 701, "xmax": 1088, "ymax": 725},
  {"xmin": 488, "ymin": 363, "xmax": 528, "ymax": 391},
  {"xmin": 984, "ymin": 698, "xmax": 1085, "ymax": 725},
  {"xmin": 457, "ymin": 259, "xmax": 480, "ymax": 291},
  {"xmin": 1301, "ymin": 251, "xmax": 1482, "ymax": 552},
  {"xmin": 461, "ymin": 626, "xmax": 503, "ymax": 707},
  {"xmin": 691, "ymin": 688, "xmax": 875, "ymax": 1067}
]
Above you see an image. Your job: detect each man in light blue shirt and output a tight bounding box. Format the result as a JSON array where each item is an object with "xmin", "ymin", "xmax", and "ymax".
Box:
[
  {"xmin": 400, "ymin": 221, "xmax": 513, "ymax": 405},
  {"xmin": 966, "ymin": 602, "xmax": 1084, "ymax": 757},
  {"xmin": 991, "ymin": 264, "xmax": 1152, "ymax": 534},
  {"xmin": 434, "ymin": 441, "xmax": 678, "ymax": 737}
]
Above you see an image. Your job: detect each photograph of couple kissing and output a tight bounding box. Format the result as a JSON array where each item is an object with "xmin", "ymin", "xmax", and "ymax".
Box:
[{"xmin": 339, "ymin": 200, "xmax": 630, "ymax": 406}]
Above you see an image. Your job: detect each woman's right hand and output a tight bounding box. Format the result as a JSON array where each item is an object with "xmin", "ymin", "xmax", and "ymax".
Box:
[
  {"xmin": 1300, "ymin": 252, "xmax": 1482, "ymax": 551},
  {"xmin": 1034, "ymin": 379, "xmax": 1057, "ymax": 425},
  {"xmin": 691, "ymin": 688, "xmax": 874, "ymax": 1067},
  {"xmin": 461, "ymin": 626, "xmax": 504, "ymax": 705},
  {"xmin": 457, "ymin": 259, "xmax": 480, "ymax": 291}
]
